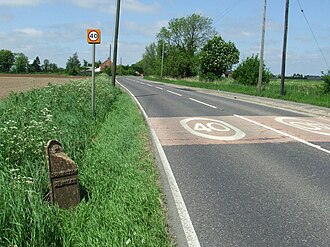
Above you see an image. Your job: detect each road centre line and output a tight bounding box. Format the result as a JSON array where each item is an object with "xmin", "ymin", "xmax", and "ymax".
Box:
[
  {"xmin": 234, "ymin": 114, "xmax": 330, "ymax": 155},
  {"xmin": 167, "ymin": 90, "xmax": 182, "ymax": 97},
  {"xmin": 156, "ymin": 86, "xmax": 164, "ymax": 90},
  {"xmin": 146, "ymin": 84, "xmax": 153, "ymax": 87},
  {"xmin": 189, "ymin": 98, "xmax": 217, "ymax": 109}
]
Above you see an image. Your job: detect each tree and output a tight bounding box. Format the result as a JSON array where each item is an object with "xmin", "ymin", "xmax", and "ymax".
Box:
[
  {"xmin": 157, "ymin": 13, "xmax": 216, "ymax": 78},
  {"xmin": 0, "ymin": 49, "xmax": 15, "ymax": 72},
  {"xmin": 232, "ymin": 55, "xmax": 272, "ymax": 86},
  {"xmin": 200, "ymin": 36, "xmax": 240, "ymax": 81},
  {"xmin": 11, "ymin": 53, "xmax": 29, "ymax": 73},
  {"xmin": 49, "ymin": 63, "xmax": 59, "ymax": 72},
  {"xmin": 30, "ymin": 56, "xmax": 41, "ymax": 72},
  {"xmin": 66, "ymin": 52, "xmax": 81, "ymax": 75},
  {"xmin": 42, "ymin": 59, "xmax": 50, "ymax": 72},
  {"xmin": 141, "ymin": 43, "xmax": 158, "ymax": 76}
]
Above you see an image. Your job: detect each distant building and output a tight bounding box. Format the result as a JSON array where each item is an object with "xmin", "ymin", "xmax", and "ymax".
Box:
[{"xmin": 99, "ymin": 59, "xmax": 113, "ymax": 72}]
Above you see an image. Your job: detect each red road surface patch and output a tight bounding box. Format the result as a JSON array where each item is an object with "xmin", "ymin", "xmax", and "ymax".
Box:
[{"xmin": 150, "ymin": 116, "xmax": 330, "ymax": 146}]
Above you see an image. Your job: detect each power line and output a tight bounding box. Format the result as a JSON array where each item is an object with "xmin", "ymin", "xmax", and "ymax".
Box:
[
  {"xmin": 213, "ymin": 0, "xmax": 243, "ymax": 25},
  {"xmin": 296, "ymin": 0, "xmax": 330, "ymax": 70}
]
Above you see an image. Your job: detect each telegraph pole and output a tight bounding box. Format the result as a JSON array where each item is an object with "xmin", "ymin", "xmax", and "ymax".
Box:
[
  {"xmin": 257, "ymin": 0, "xmax": 267, "ymax": 93},
  {"xmin": 280, "ymin": 0, "xmax": 290, "ymax": 96},
  {"xmin": 109, "ymin": 44, "xmax": 112, "ymax": 60},
  {"xmin": 111, "ymin": 0, "xmax": 121, "ymax": 87},
  {"xmin": 160, "ymin": 40, "xmax": 165, "ymax": 81}
]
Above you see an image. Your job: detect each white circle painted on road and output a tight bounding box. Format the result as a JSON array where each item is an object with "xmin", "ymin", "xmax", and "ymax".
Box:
[
  {"xmin": 180, "ymin": 117, "xmax": 246, "ymax": 141},
  {"xmin": 275, "ymin": 117, "xmax": 330, "ymax": 136}
]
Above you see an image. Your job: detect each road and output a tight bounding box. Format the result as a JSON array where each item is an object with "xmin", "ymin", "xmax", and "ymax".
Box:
[{"xmin": 118, "ymin": 76, "xmax": 330, "ymax": 247}]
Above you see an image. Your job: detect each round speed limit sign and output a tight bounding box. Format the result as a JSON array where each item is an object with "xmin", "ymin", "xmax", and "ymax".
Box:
[{"xmin": 87, "ymin": 29, "xmax": 101, "ymax": 44}]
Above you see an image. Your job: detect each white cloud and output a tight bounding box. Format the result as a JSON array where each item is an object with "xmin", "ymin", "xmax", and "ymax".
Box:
[
  {"xmin": 123, "ymin": 0, "xmax": 160, "ymax": 13},
  {"xmin": 71, "ymin": 0, "xmax": 160, "ymax": 14},
  {"xmin": 0, "ymin": 0, "xmax": 43, "ymax": 6},
  {"xmin": 125, "ymin": 19, "xmax": 167, "ymax": 37},
  {"xmin": 14, "ymin": 28, "xmax": 43, "ymax": 38}
]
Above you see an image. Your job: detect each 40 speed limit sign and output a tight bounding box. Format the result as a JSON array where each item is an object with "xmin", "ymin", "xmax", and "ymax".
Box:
[{"xmin": 87, "ymin": 29, "xmax": 101, "ymax": 44}]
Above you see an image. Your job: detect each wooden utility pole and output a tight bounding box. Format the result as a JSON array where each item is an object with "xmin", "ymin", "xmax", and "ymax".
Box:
[
  {"xmin": 257, "ymin": 0, "xmax": 267, "ymax": 93},
  {"xmin": 280, "ymin": 0, "xmax": 290, "ymax": 96},
  {"xmin": 111, "ymin": 0, "xmax": 121, "ymax": 87},
  {"xmin": 160, "ymin": 40, "xmax": 165, "ymax": 81}
]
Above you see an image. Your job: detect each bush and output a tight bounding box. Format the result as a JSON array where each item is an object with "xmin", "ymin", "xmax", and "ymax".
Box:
[
  {"xmin": 232, "ymin": 55, "xmax": 272, "ymax": 86},
  {"xmin": 322, "ymin": 70, "xmax": 330, "ymax": 93},
  {"xmin": 103, "ymin": 66, "xmax": 112, "ymax": 76}
]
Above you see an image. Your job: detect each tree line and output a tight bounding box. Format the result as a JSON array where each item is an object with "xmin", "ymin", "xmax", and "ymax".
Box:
[
  {"xmin": 136, "ymin": 13, "xmax": 272, "ymax": 85},
  {"xmin": 0, "ymin": 50, "xmax": 61, "ymax": 74},
  {"xmin": 0, "ymin": 49, "xmax": 141, "ymax": 76}
]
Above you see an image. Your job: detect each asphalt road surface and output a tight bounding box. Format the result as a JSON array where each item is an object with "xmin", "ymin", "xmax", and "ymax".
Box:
[{"xmin": 118, "ymin": 76, "xmax": 330, "ymax": 247}]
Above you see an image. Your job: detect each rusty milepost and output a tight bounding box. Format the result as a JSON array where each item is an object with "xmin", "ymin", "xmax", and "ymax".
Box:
[{"xmin": 46, "ymin": 140, "xmax": 80, "ymax": 209}]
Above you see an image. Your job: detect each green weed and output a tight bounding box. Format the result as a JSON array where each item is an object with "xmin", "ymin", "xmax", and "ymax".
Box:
[
  {"xmin": 0, "ymin": 74, "xmax": 172, "ymax": 246},
  {"xmin": 147, "ymin": 77, "xmax": 330, "ymax": 108}
]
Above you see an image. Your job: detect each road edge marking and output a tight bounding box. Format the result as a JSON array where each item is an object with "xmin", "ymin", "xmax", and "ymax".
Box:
[
  {"xmin": 117, "ymin": 79, "xmax": 201, "ymax": 247},
  {"xmin": 234, "ymin": 114, "xmax": 330, "ymax": 155}
]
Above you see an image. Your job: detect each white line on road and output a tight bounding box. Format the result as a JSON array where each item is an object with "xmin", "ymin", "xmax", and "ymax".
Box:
[
  {"xmin": 234, "ymin": 114, "xmax": 330, "ymax": 155},
  {"xmin": 117, "ymin": 80, "xmax": 201, "ymax": 247},
  {"xmin": 167, "ymin": 90, "xmax": 182, "ymax": 97},
  {"xmin": 156, "ymin": 86, "xmax": 164, "ymax": 90},
  {"xmin": 146, "ymin": 84, "xmax": 153, "ymax": 87},
  {"xmin": 189, "ymin": 98, "xmax": 217, "ymax": 109}
]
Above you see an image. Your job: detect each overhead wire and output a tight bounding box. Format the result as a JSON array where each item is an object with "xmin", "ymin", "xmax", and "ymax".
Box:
[
  {"xmin": 213, "ymin": 0, "xmax": 243, "ymax": 25},
  {"xmin": 296, "ymin": 0, "xmax": 330, "ymax": 70}
]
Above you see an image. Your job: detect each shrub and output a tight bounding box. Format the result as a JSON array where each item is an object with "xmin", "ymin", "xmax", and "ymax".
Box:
[
  {"xmin": 322, "ymin": 70, "xmax": 330, "ymax": 93},
  {"xmin": 104, "ymin": 65, "xmax": 112, "ymax": 76},
  {"xmin": 232, "ymin": 55, "xmax": 272, "ymax": 86}
]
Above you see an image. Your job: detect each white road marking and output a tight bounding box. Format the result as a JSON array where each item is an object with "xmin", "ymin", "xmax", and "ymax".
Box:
[
  {"xmin": 275, "ymin": 117, "xmax": 330, "ymax": 136},
  {"xmin": 235, "ymin": 115, "xmax": 330, "ymax": 155},
  {"xmin": 189, "ymin": 98, "xmax": 217, "ymax": 109},
  {"xmin": 146, "ymin": 84, "xmax": 153, "ymax": 87},
  {"xmin": 180, "ymin": 117, "xmax": 246, "ymax": 141},
  {"xmin": 167, "ymin": 90, "xmax": 182, "ymax": 97},
  {"xmin": 117, "ymin": 80, "xmax": 201, "ymax": 247},
  {"xmin": 156, "ymin": 86, "xmax": 164, "ymax": 90}
]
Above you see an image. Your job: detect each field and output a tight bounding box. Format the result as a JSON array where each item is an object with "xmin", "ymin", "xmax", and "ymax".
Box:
[
  {"xmin": 0, "ymin": 74, "xmax": 173, "ymax": 246},
  {"xmin": 0, "ymin": 74, "xmax": 86, "ymax": 99}
]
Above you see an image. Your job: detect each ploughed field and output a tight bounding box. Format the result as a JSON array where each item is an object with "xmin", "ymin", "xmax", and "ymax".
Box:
[{"xmin": 0, "ymin": 74, "xmax": 86, "ymax": 99}]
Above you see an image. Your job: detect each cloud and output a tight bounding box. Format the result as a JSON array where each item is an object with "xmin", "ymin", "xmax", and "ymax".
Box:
[
  {"xmin": 125, "ymin": 19, "xmax": 167, "ymax": 37},
  {"xmin": 71, "ymin": 0, "xmax": 160, "ymax": 14},
  {"xmin": 123, "ymin": 0, "xmax": 160, "ymax": 13},
  {"xmin": 0, "ymin": 0, "xmax": 43, "ymax": 6},
  {"xmin": 0, "ymin": 11, "xmax": 14, "ymax": 22},
  {"xmin": 14, "ymin": 28, "xmax": 44, "ymax": 38}
]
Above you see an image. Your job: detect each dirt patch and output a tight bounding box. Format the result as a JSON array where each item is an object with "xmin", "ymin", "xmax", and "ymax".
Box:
[{"xmin": 0, "ymin": 74, "xmax": 86, "ymax": 100}]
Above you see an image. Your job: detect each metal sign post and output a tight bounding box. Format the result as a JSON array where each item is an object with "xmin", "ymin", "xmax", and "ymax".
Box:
[
  {"xmin": 91, "ymin": 43, "xmax": 96, "ymax": 115},
  {"xmin": 87, "ymin": 29, "xmax": 101, "ymax": 115}
]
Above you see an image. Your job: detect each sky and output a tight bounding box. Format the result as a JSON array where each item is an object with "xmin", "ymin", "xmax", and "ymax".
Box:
[{"xmin": 1, "ymin": 0, "xmax": 329, "ymax": 76}]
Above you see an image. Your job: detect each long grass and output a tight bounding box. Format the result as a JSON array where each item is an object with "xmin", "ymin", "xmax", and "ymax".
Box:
[
  {"xmin": 147, "ymin": 76, "xmax": 330, "ymax": 108},
  {"xmin": 0, "ymin": 74, "xmax": 172, "ymax": 246}
]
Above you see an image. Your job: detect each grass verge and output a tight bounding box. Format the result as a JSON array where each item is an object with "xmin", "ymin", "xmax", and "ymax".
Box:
[
  {"xmin": 146, "ymin": 76, "xmax": 330, "ymax": 108},
  {"xmin": 0, "ymin": 74, "xmax": 173, "ymax": 246}
]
